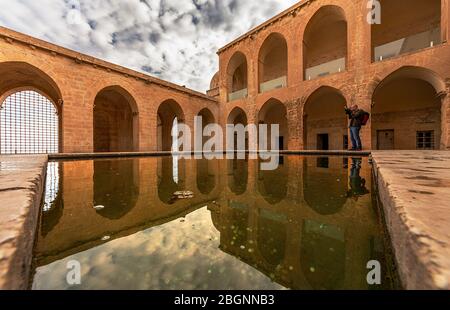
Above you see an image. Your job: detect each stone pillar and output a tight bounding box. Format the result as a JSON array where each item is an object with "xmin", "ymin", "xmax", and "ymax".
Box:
[
  {"xmin": 288, "ymin": 33, "xmax": 302, "ymax": 87},
  {"xmin": 62, "ymin": 94, "xmax": 94, "ymax": 153},
  {"xmin": 442, "ymin": 0, "xmax": 449, "ymax": 43},
  {"xmin": 286, "ymin": 99, "xmax": 301, "ymax": 150},
  {"xmin": 441, "ymin": 94, "xmax": 450, "ymax": 150},
  {"xmin": 248, "ymin": 54, "xmax": 258, "ymax": 99}
]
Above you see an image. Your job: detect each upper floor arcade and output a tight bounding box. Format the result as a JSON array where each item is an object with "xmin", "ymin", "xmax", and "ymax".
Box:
[{"xmin": 216, "ymin": 0, "xmax": 450, "ymax": 103}]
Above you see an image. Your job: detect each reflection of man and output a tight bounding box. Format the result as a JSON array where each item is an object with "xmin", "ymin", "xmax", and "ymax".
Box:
[{"xmin": 347, "ymin": 158, "xmax": 369, "ymax": 200}]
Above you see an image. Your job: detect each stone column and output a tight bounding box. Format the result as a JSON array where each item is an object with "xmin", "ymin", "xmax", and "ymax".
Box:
[
  {"xmin": 442, "ymin": 0, "xmax": 449, "ymax": 43},
  {"xmin": 248, "ymin": 51, "xmax": 258, "ymax": 99},
  {"xmin": 62, "ymin": 92, "xmax": 94, "ymax": 153},
  {"xmin": 441, "ymin": 94, "xmax": 450, "ymax": 150}
]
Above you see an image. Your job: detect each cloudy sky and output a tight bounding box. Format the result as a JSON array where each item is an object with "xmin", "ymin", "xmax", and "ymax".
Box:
[{"xmin": 0, "ymin": 0, "xmax": 299, "ymax": 92}]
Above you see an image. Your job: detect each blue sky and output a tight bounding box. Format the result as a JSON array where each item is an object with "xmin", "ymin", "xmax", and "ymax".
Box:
[{"xmin": 0, "ymin": 0, "xmax": 299, "ymax": 92}]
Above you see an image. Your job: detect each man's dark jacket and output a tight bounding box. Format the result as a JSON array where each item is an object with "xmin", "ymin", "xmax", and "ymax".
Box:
[{"xmin": 347, "ymin": 109, "xmax": 364, "ymax": 128}]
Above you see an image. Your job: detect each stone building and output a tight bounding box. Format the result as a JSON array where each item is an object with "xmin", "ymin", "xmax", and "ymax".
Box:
[
  {"xmin": 212, "ymin": 0, "xmax": 450, "ymax": 151},
  {"xmin": 1, "ymin": 0, "xmax": 450, "ymax": 153}
]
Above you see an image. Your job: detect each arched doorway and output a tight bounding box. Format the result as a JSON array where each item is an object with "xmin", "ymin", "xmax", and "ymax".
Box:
[
  {"xmin": 303, "ymin": 5, "xmax": 347, "ymax": 80},
  {"xmin": 258, "ymin": 99, "xmax": 288, "ymax": 151},
  {"xmin": 0, "ymin": 62, "xmax": 62, "ymax": 154},
  {"xmin": 157, "ymin": 99, "xmax": 185, "ymax": 152},
  {"xmin": 93, "ymin": 86, "xmax": 138, "ymax": 152},
  {"xmin": 303, "ymin": 86, "xmax": 348, "ymax": 150},
  {"xmin": 227, "ymin": 52, "xmax": 248, "ymax": 102},
  {"xmin": 371, "ymin": 0, "xmax": 441, "ymax": 62},
  {"xmin": 258, "ymin": 33, "xmax": 288, "ymax": 93},
  {"xmin": 227, "ymin": 107, "xmax": 249, "ymax": 152},
  {"xmin": 372, "ymin": 67, "xmax": 444, "ymax": 150},
  {"xmin": 197, "ymin": 108, "xmax": 216, "ymax": 149}
]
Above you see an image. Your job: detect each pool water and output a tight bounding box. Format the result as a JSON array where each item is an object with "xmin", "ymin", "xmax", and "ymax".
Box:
[{"xmin": 31, "ymin": 156, "xmax": 396, "ymax": 290}]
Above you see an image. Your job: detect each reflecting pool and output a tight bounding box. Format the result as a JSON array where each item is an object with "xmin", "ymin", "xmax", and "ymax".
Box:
[{"xmin": 32, "ymin": 156, "xmax": 396, "ymax": 290}]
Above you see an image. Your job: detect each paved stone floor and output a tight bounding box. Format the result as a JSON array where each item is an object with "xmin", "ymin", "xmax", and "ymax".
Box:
[
  {"xmin": 0, "ymin": 155, "xmax": 47, "ymax": 290},
  {"xmin": 372, "ymin": 151, "xmax": 450, "ymax": 290}
]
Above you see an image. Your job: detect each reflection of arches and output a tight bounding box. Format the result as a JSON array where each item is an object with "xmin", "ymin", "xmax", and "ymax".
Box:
[
  {"xmin": 93, "ymin": 159, "xmax": 140, "ymax": 219},
  {"xmin": 258, "ymin": 99, "xmax": 288, "ymax": 150},
  {"xmin": 303, "ymin": 86, "xmax": 347, "ymax": 150},
  {"xmin": 196, "ymin": 158, "xmax": 216, "ymax": 195},
  {"xmin": 227, "ymin": 201, "xmax": 250, "ymax": 248},
  {"xmin": 157, "ymin": 99, "xmax": 185, "ymax": 152},
  {"xmin": 371, "ymin": 0, "xmax": 441, "ymax": 61},
  {"xmin": 257, "ymin": 162, "xmax": 288, "ymax": 205},
  {"xmin": 227, "ymin": 52, "xmax": 248, "ymax": 101},
  {"xmin": 372, "ymin": 67, "xmax": 444, "ymax": 150},
  {"xmin": 257, "ymin": 209, "xmax": 287, "ymax": 266},
  {"xmin": 303, "ymin": 6, "xmax": 347, "ymax": 80},
  {"xmin": 303, "ymin": 157, "xmax": 348, "ymax": 215},
  {"xmin": 157, "ymin": 157, "xmax": 186, "ymax": 204},
  {"xmin": 227, "ymin": 107, "xmax": 249, "ymax": 151},
  {"xmin": 93, "ymin": 86, "xmax": 139, "ymax": 152},
  {"xmin": 227, "ymin": 159, "xmax": 248, "ymax": 195},
  {"xmin": 301, "ymin": 220, "xmax": 346, "ymax": 290},
  {"xmin": 0, "ymin": 62, "xmax": 62, "ymax": 154},
  {"xmin": 258, "ymin": 33, "xmax": 288, "ymax": 93},
  {"xmin": 40, "ymin": 162, "xmax": 64, "ymax": 237}
]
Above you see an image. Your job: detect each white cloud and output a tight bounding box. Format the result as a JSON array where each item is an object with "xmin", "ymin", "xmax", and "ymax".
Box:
[{"xmin": 0, "ymin": 0, "xmax": 299, "ymax": 92}]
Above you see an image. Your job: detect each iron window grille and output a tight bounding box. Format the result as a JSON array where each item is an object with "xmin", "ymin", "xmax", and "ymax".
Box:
[
  {"xmin": 0, "ymin": 90, "xmax": 59, "ymax": 154},
  {"xmin": 416, "ymin": 131, "xmax": 435, "ymax": 150}
]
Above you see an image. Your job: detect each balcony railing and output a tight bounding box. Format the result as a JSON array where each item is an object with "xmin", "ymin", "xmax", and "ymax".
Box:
[
  {"xmin": 374, "ymin": 27, "xmax": 441, "ymax": 62},
  {"xmin": 228, "ymin": 88, "xmax": 248, "ymax": 102},
  {"xmin": 260, "ymin": 76, "xmax": 287, "ymax": 93},
  {"xmin": 305, "ymin": 57, "xmax": 346, "ymax": 81}
]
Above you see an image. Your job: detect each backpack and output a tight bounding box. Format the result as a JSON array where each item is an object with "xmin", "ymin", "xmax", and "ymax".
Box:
[{"xmin": 360, "ymin": 111, "xmax": 370, "ymax": 126}]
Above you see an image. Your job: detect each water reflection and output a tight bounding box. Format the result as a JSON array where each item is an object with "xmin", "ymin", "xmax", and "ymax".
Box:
[
  {"xmin": 94, "ymin": 159, "xmax": 140, "ymax": 219},
  {"xmin": 347, "ymin": 158, "xmax": 370, "ymax": 201},
  {"xmin": 303, "ymin": 157, "xmax": 349, "ymax": 215},
  {"xmin": 41, "ymin": 162, "xmax": 63, "ymax": 237},
  {"xmin": 257, "ymin": 209, "xmax": 287, "ymax": 266},
  {"xmin": 157, "ymin": 157, "xmax": 186, "ymax": 204},
  {"xmin": 33, "ymin": 156, "xmax": 393, "ymax": 290},
  {"xmin": 257, "ymin": 161, "xmax": 288, "ymax": 205},
  {"xmin": 227, "ymin": 159, "xmax": 248, "ymax": 195},
  {"xmin": 301, "ymin": 220, "xmax": 346, "ymax": 290},
  {"xmin": 197, "ymin": 159, "xmax": 217, "ymax": 195}
]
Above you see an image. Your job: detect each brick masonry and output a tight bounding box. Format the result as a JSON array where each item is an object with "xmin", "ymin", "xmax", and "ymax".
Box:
[
  {"xmin": 216, "ymin": 0, "xmax": 450, "ymax": 151},
  {"xmin": 0, "ymin": 27, "xmax": 218, "ymax": 153},
  {"xmin": 0, "ymin": 0, "xmax": 450, "ymax": 153}
]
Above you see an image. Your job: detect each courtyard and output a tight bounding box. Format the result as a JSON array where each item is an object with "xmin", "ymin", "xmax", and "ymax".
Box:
[{"xmin": 0, "ymin": 0, "xmax": 449, "ymax": 295}]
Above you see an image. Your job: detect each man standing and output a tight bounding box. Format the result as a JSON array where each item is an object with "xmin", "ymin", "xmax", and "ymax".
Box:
[{"xmin": 345, "ymin": 105, "xmax": 364, "ymax": 151}]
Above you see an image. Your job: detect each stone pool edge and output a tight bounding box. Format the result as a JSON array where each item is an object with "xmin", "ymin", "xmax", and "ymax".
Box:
[
  {"xmin": 371, "ymin": 151, "xmax": 450, "ymax": 290},
  {"xmin": 0, "ymin": 155, "xmax": 47, "ymax": 290}
]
